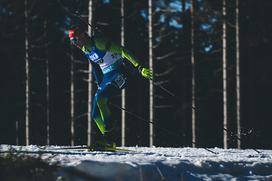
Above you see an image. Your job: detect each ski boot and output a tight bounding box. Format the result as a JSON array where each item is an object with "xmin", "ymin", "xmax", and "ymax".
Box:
[{"xmin": 90, "ymin": 131, "xmax": 116, "ymax": 151}]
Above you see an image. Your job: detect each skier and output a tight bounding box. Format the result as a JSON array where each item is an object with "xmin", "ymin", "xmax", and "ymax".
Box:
[{"xmin": 68, "ymin": 27, "xmax": 152, "ymax": 145}]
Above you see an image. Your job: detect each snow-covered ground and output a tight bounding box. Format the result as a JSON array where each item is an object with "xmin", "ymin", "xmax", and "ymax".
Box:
[{"xmin": 1, "ymin": 145, "xmax": 272, "ymax": 181}]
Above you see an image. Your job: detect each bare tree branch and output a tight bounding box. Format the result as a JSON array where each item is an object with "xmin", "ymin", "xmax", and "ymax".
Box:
[
  {"xmin": 155, "ymin": 66, "xmax": 175, "ymax": 77},
  {"xmin": 73, "ymin": 112, "xmax": 89, "ymax": 121},
  {"xmin": 155, "ymin": 51, "xmax": 176, "ymax": 60},
  {"xmin": 71, "ymin": 59, "xmax": 88, "ymax": 64},
  {"xmin": 158, "ymin": 30, "xmax": 174, "ymax": 39},
  {"xmin": 82, "ymin": 78, "xmax": 94, "ymax": 83},
  {"xmin": 31, "ymin": 42, "xmax": 52, "ymax": 49},
  {"xmin": 76, "ymin": 69, "xmax": 92, "ymax": 74},
  {"xmin": 154, "ymin": 94, "xmax": 168, "ymax": 99},
  {"xmin": 199, "ymin": 48, "xmax": 221, "ymax": 55},
  {"xmin": 153, "ymin": 80, "xmax": 169, "ymax": 86},
  {"xmin": 227, "ymin": 21, "xmax": 236, "ymax": 28},
  {"xmin": 154, "ymin": 105, "xmax": 174, "ymax": 109}
]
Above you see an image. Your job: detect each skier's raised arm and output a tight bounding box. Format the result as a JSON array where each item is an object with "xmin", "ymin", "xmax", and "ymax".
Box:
[
  {"xmin": 109, "ymin": 43, "xmax": 153, "ymax": 80},
  {"xmin": 69, "ymin": 28, "xmax": 152, "ymax": 79}
]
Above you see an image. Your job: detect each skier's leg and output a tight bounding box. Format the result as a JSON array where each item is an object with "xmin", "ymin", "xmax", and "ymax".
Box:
[
  {"xmin": 91, "ymin": 84, "xmax": 117, "ymax": 146},
  {"xmin": 96, "ymin": 83, "xmax": 118, "ymax": 131},
  {"xmin": 97, "ymin": 97, "xmax": 111, "ymax": 129},
  {"xmin": 92, "ymin": 84, "xmax": 116, "ymax": 135},
  {"xmin": 92, "ymin": 92, "xmax": 106, "ymax": 135},
  {"xmin": 92, "ymin": 71, "xmax": 126, "ymax": 135}
]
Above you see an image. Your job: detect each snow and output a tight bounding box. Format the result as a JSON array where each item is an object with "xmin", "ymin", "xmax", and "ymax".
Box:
[{"xmin": 1, "ymin": 144, "xmax": 272, "ymax": 180}]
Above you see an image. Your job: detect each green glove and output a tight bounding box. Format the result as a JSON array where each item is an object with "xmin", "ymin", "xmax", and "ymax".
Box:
[{"xmin": 138, "ymin": 65, "xmax": 153, "ymax": 79}]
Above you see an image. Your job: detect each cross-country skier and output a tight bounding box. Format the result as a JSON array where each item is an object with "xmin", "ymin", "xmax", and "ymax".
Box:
[{"xmin": 68, "ymin": 27, "xmax": 152, "ymax": 145}]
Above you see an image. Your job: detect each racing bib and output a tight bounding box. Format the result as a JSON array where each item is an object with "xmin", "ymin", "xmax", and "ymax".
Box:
[
  {"xmin": 85, "ymin": 46, "xmax": 122, "ymax": 73},
  {"xmin": 87, "ymin": 52, "xmax": 103, "ymax": 64},
  {"xmin": 99, "ymin": 51, "xmax": 122, "ymax": 70}
]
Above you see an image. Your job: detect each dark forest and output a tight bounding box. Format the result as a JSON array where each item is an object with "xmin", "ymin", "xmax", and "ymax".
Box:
[{"xmin": 0, "ymin": 0, "xmax": 272, "ymax": 149}]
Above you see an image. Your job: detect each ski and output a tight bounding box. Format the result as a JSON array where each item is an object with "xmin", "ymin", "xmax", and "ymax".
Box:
[{"xmin": 51, "ymin": 145, "xmax": 134, "ymax": 152}]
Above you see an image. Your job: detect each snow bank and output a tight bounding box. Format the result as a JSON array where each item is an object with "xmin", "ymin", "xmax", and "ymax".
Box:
[{"xmin": 1, "ymin": 145, "xmax": 272, "ymax": 180}]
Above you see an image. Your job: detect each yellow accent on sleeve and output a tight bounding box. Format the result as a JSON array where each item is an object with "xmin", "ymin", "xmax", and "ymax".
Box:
[
  {"xmin": 109, "ymin": 43, "xmax": 140, "ymax": 67},
  {"xmin": 84, "ymin": 37, "xmax": 140, "ymax": 67}
]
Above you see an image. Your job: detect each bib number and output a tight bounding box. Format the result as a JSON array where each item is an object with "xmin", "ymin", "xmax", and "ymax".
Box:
[{"xmin": 88, "ymin": 52, "xmax": 103, "ymax": 64}]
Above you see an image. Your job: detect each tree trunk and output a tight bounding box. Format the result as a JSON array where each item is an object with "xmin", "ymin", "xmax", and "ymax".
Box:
[
  {"xmin": 222, "ymin": 0, "xmax": 228, "ymax": 149},
  {"xmin": 87, "ymin": 0, "xmax": 93, "ymax": 146},
  {"xmin": 236, "ymin": 0, "xmax": 241, "ymax": 149},
  {"xmin": 44, "ymin": 21, "xmax": 50, "ymax": 145},
  {"xmin": 148, "ymin": 0, "xmax": 154, "ymax": 147},
  {"xmin": 24, "ymin": 0, "xmax": 30, "ymax": 146},
  {"xmin": 190, "ymin": 0, "xmax": 196, "ymax": 148},
  {"xmin": 121, "ymin": 0, "xmax": 126, "ymax": 146},
  {"xmin": 70, "ymin": 47, "xmax": 75, "ymax": 146},
  {"xmin": 16, "ymin": 121, "xmax": 19, "ymax": 145}
]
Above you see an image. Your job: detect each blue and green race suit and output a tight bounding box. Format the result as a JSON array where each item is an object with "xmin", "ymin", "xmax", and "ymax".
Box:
[{"xmin": 80, "ymin": 37, "xmax": 142, "ymax": 135}]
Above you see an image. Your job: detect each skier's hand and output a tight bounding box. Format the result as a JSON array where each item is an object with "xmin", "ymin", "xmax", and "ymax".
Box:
[{"xmin": 138, "ymin": 66, "xmax": 153, "ymax": 80}]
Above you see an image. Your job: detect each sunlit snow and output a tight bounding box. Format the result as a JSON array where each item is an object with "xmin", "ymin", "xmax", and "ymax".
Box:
[{"xmin": 1, "ymin": 145, "xmax": 272, "ymax": 180}]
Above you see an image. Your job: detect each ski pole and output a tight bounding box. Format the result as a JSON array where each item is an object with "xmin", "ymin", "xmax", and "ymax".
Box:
[
  {"xmin": 57, "ymin": 0, "xmax": 101, "ymax": 36},
  {"xmin": 149, "ymin": 79, "xmax": 263, "ymax": 154},
  {"xmin": 223, "ymin": 128, "xmax": 261, "ymax": 154},
  {"xmin": 150, "ymin": 79, "xmax": 197, "ymax": 111},
  {"xmin": 109, "ymin": 102, "xmax": 217, "ymax": 154},
  {"xmin": 109, "ymin": 102, "xmax": 178, "ymax": 137},
  {"xmin": 151, "ymin": 83, "xmax": 261, "ymax": 154},
  {"xmin": 150, "ymin": 78, "xmax": 183, "ymax": 103}
]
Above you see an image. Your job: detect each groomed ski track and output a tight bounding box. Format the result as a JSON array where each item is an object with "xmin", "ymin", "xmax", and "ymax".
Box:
[{"xmin": 1, "ymin": 145, "xmax": 272, "ymax": 180}]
